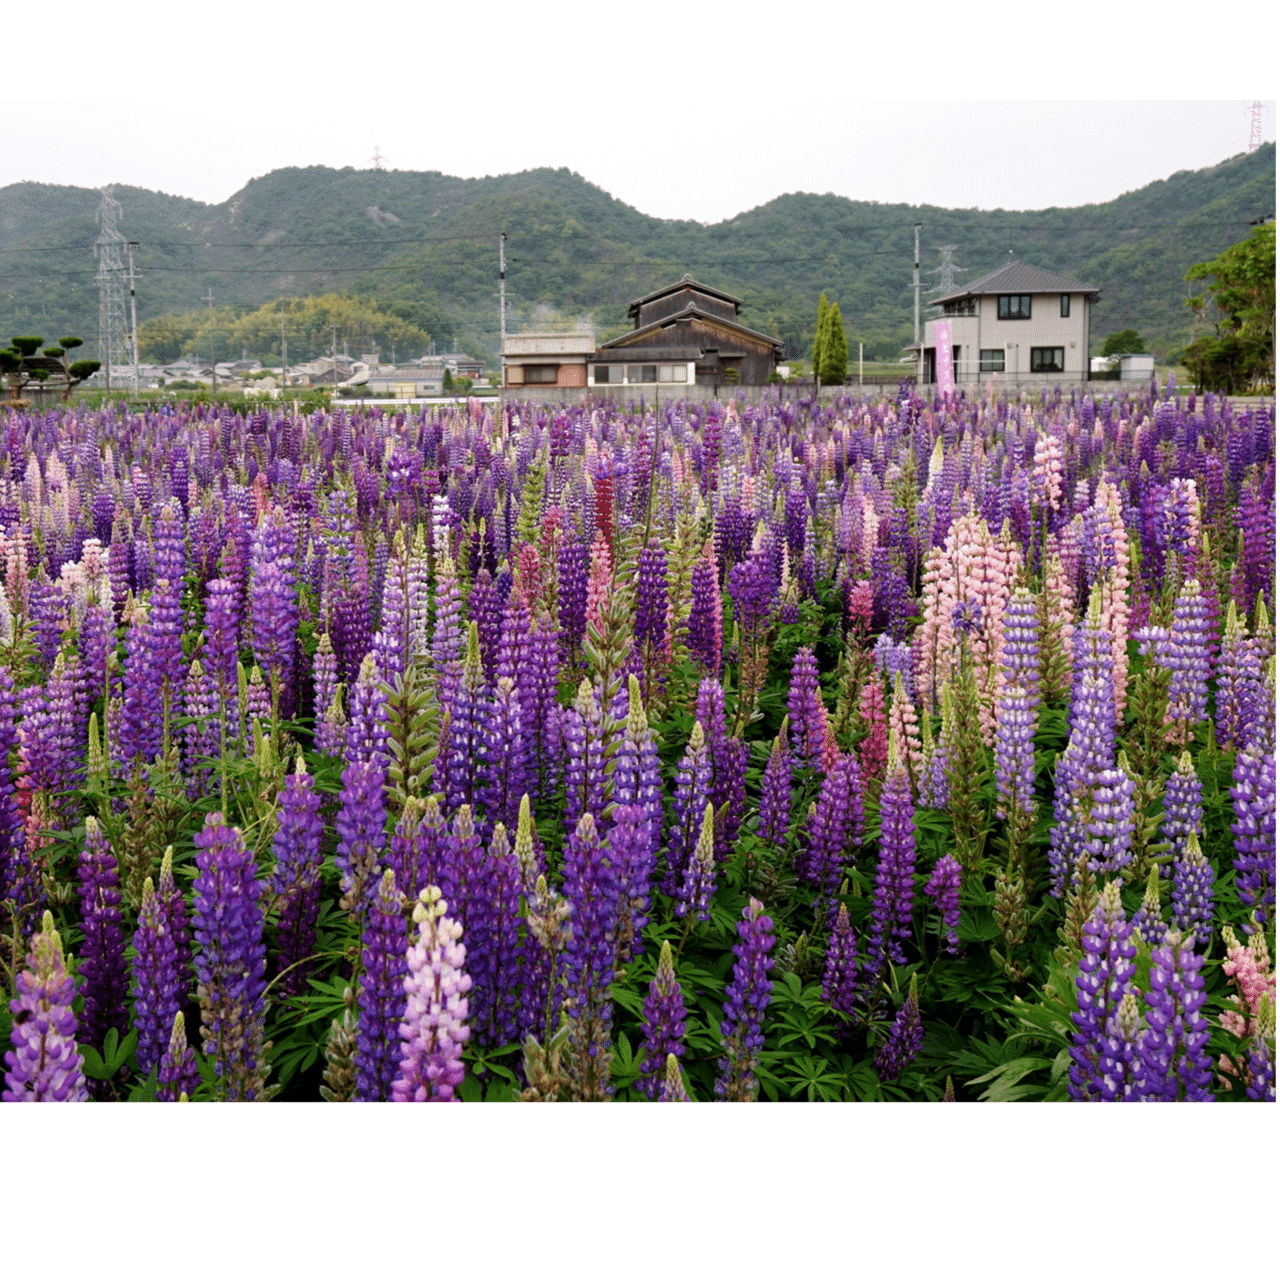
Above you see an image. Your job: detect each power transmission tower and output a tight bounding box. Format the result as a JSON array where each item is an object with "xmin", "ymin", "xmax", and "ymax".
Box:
[
  {"xmin": 94, "ymin": 189, "xmax": 131, "ymax": 393},
  {"xmin": 1246, "ymin": 101, "xmax": 1265, "ymax": 152},
  {"xmin": 932, "ymin": 244, "xmax": 965, "ymax": 296},
  {"xmin": 371, "ymin": 146, "xmax": 385, "ymax": 170}
]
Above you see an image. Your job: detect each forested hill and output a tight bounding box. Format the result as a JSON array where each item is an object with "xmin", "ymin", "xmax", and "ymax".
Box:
[{"xmin": 0, "ymin": 143, "xmax": 1272, "ymax": 364}]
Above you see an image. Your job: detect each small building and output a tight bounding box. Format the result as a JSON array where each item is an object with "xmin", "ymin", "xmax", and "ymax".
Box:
[
  {"xmin": 1118, "ymin": 354, "xmax": 1155, "ymax": 381},
  {"xmin": 502, "ymin": 330, "xmax": 596, "ymax": 388},
  {"xmin": 589, "ymin": 274, "xmax": 782, "ymax": 388},
  {"xmin": 917, "ymin": 259, "xmax": 1100, "ymax": 385}
]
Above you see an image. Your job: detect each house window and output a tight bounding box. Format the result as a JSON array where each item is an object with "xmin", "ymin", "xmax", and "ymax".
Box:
[
  {"xmin": 657, "ymin": 364, "xmax": 688, "ymax": 383},
  {"xmin": 627, "ymin": 365, "xmax": 657, "ymax": 383},
  {"xmin": 942, "ymin": 299, "xmax": 975, "ymax": 316},
  {"xmin": 979, "ymin": 349, "xmax": 1005, "ymax": 373},
  {"xmin": 593, "ymin": 365, "xmax": 622, "ymax": 384},
  {"xmin": 997, "ymin": 295, "xmax": 1032, "ymax": 320},
  {"xmin": 1060, "ymin": 293, "xmax": 1071, "ymax": 318},
  {"xmin": 1030, "ymin": 347, "xmax": 1065, "ymax": 373},
  {"xmin": 523, "ymin": 365, "xmax": 557, "ymax": 384}
]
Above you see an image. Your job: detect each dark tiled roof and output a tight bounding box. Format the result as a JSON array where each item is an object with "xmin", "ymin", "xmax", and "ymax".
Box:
[
  {"xmin": 933, "ymin": 259, "xmax": 1100, "ymax": 305},
  {"xmin": 627, "ymin": 272, "xmax": 744, "ymax": 316},
  {"xmin": 599, "ymin": 302, "xmax": 783, "ymax": 355}
]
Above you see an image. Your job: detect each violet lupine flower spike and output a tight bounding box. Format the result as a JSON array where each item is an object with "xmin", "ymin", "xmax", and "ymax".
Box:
[
  {"xmin": 269, "ymin": 756, "xmax": 326, "ymax": 998},
  {"xmin": 822, "ymin": 902, "xmax": 860, "ymax": 1020},
  {"xmin": 757, "ymin": 717, "xmax": 794, "ymax": 847},
  {"xmin": 1130, "ymin": 865, "xmax": 1166, "ymax": 947},
  {"xmin": 787, "ymin": 646, "xmax": 826, "ymax": 771},
  {"xmin": 192, "ymin": 813, "xmax": 270, "ymax": 1101},
  {"xmin": 158, "ymin": 1011, "xmax": 199, "ymax": 1102},
  {"xmin": 76, "ymin": 816, "xmax": 130, "ymax": 1051},
  {"xmin": 675, "ymin": 802, "xmax": 718, "ymax": 923},
  {"xmin": 1160, "ymin": 751, "xmax": 1204, "ymax": 868},
  {"xmin": 637, "ymin": 940, "xmax": 686, "ymax": 1099},
  {"xmin": 875, "ymin": 972, "xmax": 924, "ymax": 1083},
  {"xmin": 866, "ymin": 739, "xmax": 916, "ymax": 978},
  {"xmin": 1137, "ymin": 930, "xmax": 1214, "ymax": 1102},
  {"xmin": 392, "ymin": 885, "xmax": 472, "ymax": 1103},
  {"xmin": 3, "ymin": 912, "xmax": 89, "ymax": 1102},
  {"xmin": 924, "ymin": 853, "xmax": 962, "ymax": 955},
  {"xmin": 355, "ymin": 869, "xmax": 410, "ymax": 1102},
  {"xmin": 715, "ymin": 897, "xmax": 775, "ymax": 1101},
  {"xmin": 1170, "ymin": 831, "xmax": 1215, "ymax": 949},
  {"xmin": 1230, "ymin": 725, "xmax": 1275, "ymax": 934},
  {"xmin": 131, "ymin": 859, "xmax": 190, "ymax": 1077},
  {"xmin": 1069, "ymin": 880, "xmax": 1138, "ymax": 1102}
]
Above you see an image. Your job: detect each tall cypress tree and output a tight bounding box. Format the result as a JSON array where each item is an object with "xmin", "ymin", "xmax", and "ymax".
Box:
[
  {"xmin": 812, "ymin": 293, "xmax": 829, "ymax": 383},
  {"xmin": 820, "ymin": 300, "xmax": 848, "ymax": 386}
]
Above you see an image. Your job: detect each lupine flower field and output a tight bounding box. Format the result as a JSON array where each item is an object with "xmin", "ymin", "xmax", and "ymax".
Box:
[{"xmin": 0, "ymin": 382, "xmax": 1274, "ymax": 1103}]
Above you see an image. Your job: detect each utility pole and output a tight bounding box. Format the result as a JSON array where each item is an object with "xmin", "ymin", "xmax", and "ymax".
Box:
[
  {"xmin": 859, "ymin": 341, "xmax": 864, "ymax": 387},
  {"xmin": 332, "ymin": 324, "xmax": 339, "ymax": 389},
  {"xmin": 126, "ymin": 241, "xmax": 140, "ymax": 393},
  {"xmin": 204, "ymin": 286, "xmax": 216, "ymax": 393},
  {"xmin": 499, "ymin": 231, "xmax": 507, "ymax": 355},
  {"xmin": 913, "ymin": 222, "xmax": 923, "ymax": 384}
]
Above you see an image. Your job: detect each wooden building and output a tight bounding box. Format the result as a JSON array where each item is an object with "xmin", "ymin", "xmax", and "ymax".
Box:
[{"xmin": 588, "ymin": 275, "xmax": 783, "ymax": 388}]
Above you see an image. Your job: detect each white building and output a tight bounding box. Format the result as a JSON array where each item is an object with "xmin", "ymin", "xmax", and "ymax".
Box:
[
  {"xmin": 917, "ymin": 259, "xmax": 1100, "ymax": 385},
  {"xmin": 502, "ymin": 330, "xmax": 595, "ymax": 388}
]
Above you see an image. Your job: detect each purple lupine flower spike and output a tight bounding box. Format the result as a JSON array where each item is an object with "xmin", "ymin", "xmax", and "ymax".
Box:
[
  {"xmin": 76, "ymin": 816, "xmax": 129, "ymax": 1051},
  {"xmin": 1170, "ymin": 831, "xmax": 1215, "ymax": 948},
  {"xmin": 875, "ymin": 972, "xmax": 924, "ymax": 1082},
  {"xmin": 925, "ymin": 853, "xmax": 962, "ymax": 954},
  {"xmin": 1160, "ymin": 751, "xmax": 1204, "ymax": 870},
  {"xmin": 1230, "ymin": 724, "xmax": 1275, "ymax": 934},
  {"xmin": 866, "ymin": 739, "xmax": 916, "ymax": 976},
  {"xmin": 562, "ymin": 811, "xmax": 623, "ymax": 1095},
  {"xmin": 663, "ymin": 720, "xmax": 711, "ymax": 896},
  {"xmin": 393, "ymin": 885, "xmax": 472, "ymax": 1102},
  {"xmin": 334, "ymin": 758, "xmax": 387, "ymax": 915},
  {"xmin": 787, "ymin": 646, "xmax": 826, "ymax": 771},
  {"xmin": 1130, "ymin": 865, "xmax": 1167, "ymax": 947},
  {"xmin": 797, "ymin": 750, "xmax": 864, "ymax": 903},
  {"xmin": 192, "ymin": 813, "xmax": 269, "ymax": 1100},
  {"xmin": 269, "ymin": 756, "xmax": 326, "ymax": 998},
  {"xmin": 1069, "ymin": 881, "xmax": 1138, "ymax": 1102},
  {"xmin": 3, "ymin": 912, "xmax": 89, "ymax": 1102},
  {"xmin": 637, "ymin": 940, "xmax": 686, "ymax": 1100},
  {"xmin": 131, "ymin": 851, "xmax": 190, "ymax": 1076},
  {"xmin": 355, "ymin": 870, "xmax": 410, "ymax": 1102},
  {"xmin": 1097, "ymin": 991, "xmax": 1145, "ymax": 1102},
  {"xmin": 715, "ymin": 897, "xmax": 775, "ymax": 1101},
  {"xmin": 822, "ymin": 902, "xmax": 860, "ymax": 1019},
  {"xmin": 675, "ymin": 802, "xmax": 718, "ymax": 923},
  {"xmin": 757, "ymin": 717, "xmax": 793, "ymax": 846},
  {"xmin": 158, "ymin": 1011, "xmax": 199, "ymax": 1102},
  {"xmin": 1136, "ymin": 930, "xmax": 1214, "ymax": 1102}
]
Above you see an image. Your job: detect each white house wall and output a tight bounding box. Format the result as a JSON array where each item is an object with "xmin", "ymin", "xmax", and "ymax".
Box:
[{"xmin": 925, "ymin": 293, "xmax": 1091, "ymax": 382}]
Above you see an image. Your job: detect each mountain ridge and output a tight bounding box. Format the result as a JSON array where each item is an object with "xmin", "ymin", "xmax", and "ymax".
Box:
[{"xmin": 1, "ymin": 144, "xmax": 1272, "ymax": 364}]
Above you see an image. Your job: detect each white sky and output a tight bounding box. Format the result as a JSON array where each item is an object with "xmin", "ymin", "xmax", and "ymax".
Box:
[{"xmin": 1, "ymin": 3, "xmax": 1276, "ymax": 224}]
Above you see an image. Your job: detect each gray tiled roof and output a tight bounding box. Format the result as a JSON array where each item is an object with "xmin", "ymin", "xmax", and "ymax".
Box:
[{"xmin": 933, "ymin": 259, "xmax": 1100, "ymax": 305}]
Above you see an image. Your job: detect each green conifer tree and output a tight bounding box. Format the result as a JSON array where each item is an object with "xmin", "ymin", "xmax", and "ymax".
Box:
[
  {"xmin": 812, "ymin": 293, "xmax": 829, "ymax": 383},
  {"xmin": 819, "ymin": 300, "xmax": 848, "ymax": 386}
]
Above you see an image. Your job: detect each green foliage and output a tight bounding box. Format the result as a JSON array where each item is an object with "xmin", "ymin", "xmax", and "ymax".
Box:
[
  {"xmin": 1100, "ymin": 327, "xmax": 1145, "ymax": 356},
  {"xmin": 818, "ymin": 299, "xmax": 848, "ymax": 385},
  {"xmin": 1183, "ymin": 220, "xmax": 1275, "ymax": 392}
]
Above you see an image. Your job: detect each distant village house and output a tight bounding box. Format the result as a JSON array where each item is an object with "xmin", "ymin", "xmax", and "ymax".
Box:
[
  {"xmin": 501, "ymin": 275, "xmax": 783, "ymax": 391},
  {"xmin": 917, "ymin": 259, "xmax": 1099, "ymax": 385}
]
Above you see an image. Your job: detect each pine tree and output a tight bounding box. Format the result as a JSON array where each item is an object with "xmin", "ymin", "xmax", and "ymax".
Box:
[
  {"xmin": 820, "ymin": 301, "xmax": 848, "ymax": 386},
  {"xmin": 812, "ymin": 293, "xmax": 829, "ymax": 383}
]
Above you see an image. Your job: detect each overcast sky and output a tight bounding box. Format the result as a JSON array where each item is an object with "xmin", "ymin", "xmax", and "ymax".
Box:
[{"xmin": 2, "ymin": 3, "xmax": 1276, "ymax": 224}]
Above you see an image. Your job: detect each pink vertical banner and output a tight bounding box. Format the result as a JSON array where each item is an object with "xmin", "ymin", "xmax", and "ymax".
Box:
[{"xmin": 935, "ymin": 320, "xmax": 954, "ymax": 395}]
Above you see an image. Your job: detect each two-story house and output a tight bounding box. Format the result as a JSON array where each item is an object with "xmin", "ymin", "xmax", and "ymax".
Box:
[{"xmin": 919, "ymin": 259, "xmax": 1100, "ymax": 385}]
